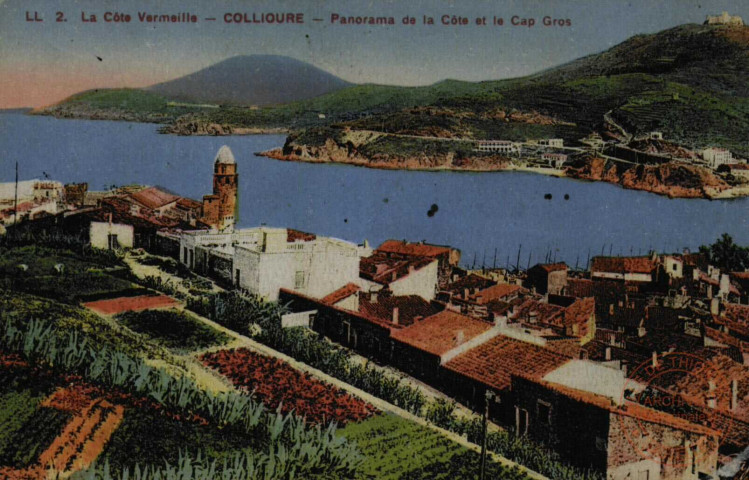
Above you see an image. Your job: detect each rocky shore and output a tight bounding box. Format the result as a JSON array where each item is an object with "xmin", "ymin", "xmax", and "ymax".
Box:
[{"xmin": 260, "ymin": 134, "xmax": 739, "ymax": 199}]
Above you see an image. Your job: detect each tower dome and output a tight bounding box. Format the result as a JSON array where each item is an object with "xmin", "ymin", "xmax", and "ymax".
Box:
[{"xmin": 214, "ymin": 145, "xmax": 236, "ymax": 165}]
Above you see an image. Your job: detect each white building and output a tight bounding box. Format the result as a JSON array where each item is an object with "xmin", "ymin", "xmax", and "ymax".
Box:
[
  {"xmin": 90, "ymin": 221, "xmax": 134, "ymax": 250},
  {"xmin": 476, "ymin": 140, "xmax": 522, "ymax": 155},
  {"xmin": 359, "ymin": 253, "xmax": 439, "ymax": 301},
  {"xmin": 537, "ymin": 138, "xmax": 564, "ymax": 148},
  {"xmin": 541, "ymin": 153, "xmax": 568, "ymax": 169},
  {"xmin": 0, "ymin": 179, "xmax": 64, "ymax": 206},
  {"xmin": 179, "ymin": 227, "xmax": 361, "ymax": 301},
  {"xmin": 701, "ymin": 147, "xmax": 733, "ymax": 169}
]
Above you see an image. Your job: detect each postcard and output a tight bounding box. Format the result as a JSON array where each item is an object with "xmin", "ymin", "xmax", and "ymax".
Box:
[{"xmin": 1, "ymin": 0, "xmax": 748, "ymax": 478}]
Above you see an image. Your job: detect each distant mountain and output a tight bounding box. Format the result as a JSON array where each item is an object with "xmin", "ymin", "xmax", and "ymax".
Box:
[{"xmin": 146, "ymin": 55, "xmax": 352, "ymax": 106}]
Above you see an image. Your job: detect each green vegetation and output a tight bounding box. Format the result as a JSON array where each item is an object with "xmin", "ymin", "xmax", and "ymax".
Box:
[
  {"xmin": 0, "ymin": 237, "xmax": 141, "ymax": 304},
  {"xmin": 100, "ymin": 408, "xmax": 250, "ymax": 470},
  {"xmin": 336, "ymin": 413, "xmax": 527, "ymax": 480},
  {"xmin": 1, "ymin": 407, "xmax": 71, "ymax": 468},
  {"xmin": 188, "ymin": 291, "xmax": 427, "ymax": 414},
  {"xmin": 187, "ymin": 291, "xmax": 602, "ymax": 480},
  {"xmin": 699, "ymin": 233, "xmax": 749, "ymax": 272},
  {"xmin": 44, "ymin": 88, "xmax": 215, "ymax": 123},
  {"xmin": 115, "ymin": 309, "xmax": 229, "ymax": 353},
  {"xmin": 0, "ymin": 316, "xmax": 363, "ymax": 478}
]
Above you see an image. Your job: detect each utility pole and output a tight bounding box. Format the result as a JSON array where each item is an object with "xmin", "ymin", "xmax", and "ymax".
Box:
[
  {"xmin": 527, "ymin": 251, "xmax": 532, "ymax": 270},
  {"xmin": 13, "ymin": 162, "xmax": 18, "ymax": 226},
  {"xmin": 479, "ymin": 390, "xmax": 495, "ymax": 480},
  {"xmin": 493, "ymin": 248, "xmax": 498, "ymax": 270},
  {"xmin": 515, "ymin": 244, "xmax": 522, "ymax": 272}
]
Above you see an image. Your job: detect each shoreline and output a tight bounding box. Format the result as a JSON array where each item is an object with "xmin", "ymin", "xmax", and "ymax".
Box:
[{"xmin": 258, "ymin": 147, "xmax": 748, "ymax": 200}]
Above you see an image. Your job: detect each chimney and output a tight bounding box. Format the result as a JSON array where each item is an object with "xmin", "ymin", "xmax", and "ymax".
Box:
[
  {"xmin": 652, "ymin": 351, "xmax": 658, "ymax": 368},
  {"xmin": 464, "ymin": 288, "xmax": 470, "ymax": 299},
  {"xmin": 370, "ymin": 292, "xmax": 378, "ymax": 304},
  {"xmin": 605, "ymin": 347, "xmax": 612, "ymax": 361},
  {"xmin": 455, "ymin": 330, "xmax": 465, "ymax": 346},
  {"xmin": 392, "ymin": 307, "xmax": 399, "ymax": 325},
  {"xmin": 609, "ymin": 333, "xmax": 616, "ymax": 346},
  {"xmin": 731, "ymin": 379, "xmax": 738, "ymax": 411},
  {"xmin": 706, "ymin": 393, "xmax": 717, "ymax": 409},
  {"xmin": 710, "ymin": 298, "xmax": 720, "ymax": 316}
]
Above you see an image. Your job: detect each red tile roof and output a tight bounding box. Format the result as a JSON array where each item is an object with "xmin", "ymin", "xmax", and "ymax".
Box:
[
  {"xmin": 591, "ymin": 256, "xmax": 656, "ymax": 274},
  {"xmin": 445, "ymin": 274, "xmax": 496, "ymax": 296},
  {"xmin": 359, "ymin": 294, "xmax": 441, "ymax": 327},
  {"xmin": 360, "ymin": 252, "xmax": 436, "ymax": 285},
  {"xmin": 391, "ymin": 310, "xmax": 493, "ymax": 357},
  {"xmin": 563, "ymin": 297, "xmax": 596, "ymax": 328},
  {"xmin": 321, "ymin": 283, "xmax": 360, "ymax": 306},
  {"xmin": 377, "ymin": 239, "xmax": 451, "ymax": 258},
  {"xmin": 521, "ymin": 377, "xmax": 720, "ymax": 437},
  {"xmin": 128, "ymin": 186, "xmax": 180, "ymax": 210},
  {"xmin": 470, "ymin": 284, "xmax": 523, "ymax": 305},
  {"xmin": 444, "ymin": 335, "xmax": 570, "ymax": 391},
  {"xmin": 287, "ymin": 229, "xmax": 316, "ymax": 243},
  {"xmin": 565, "ymin": 278, "xmax": 595, "ymax": 298},
  {"xmin": 176, "ymin": 197, "xmax": 202, "ymax": 210}
]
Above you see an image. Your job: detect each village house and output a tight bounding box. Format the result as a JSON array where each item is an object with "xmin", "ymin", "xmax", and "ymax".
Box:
[
  {"xmin": 441, "ymin": 333, "xmax": 571, "ymax": 421},
  {"xmin": 375, "ymin": 239, "xmax": 460, "ymax": 289},
  {"xmin": 704, "ymin": 11, "xmax": 744, "ymax": 26},
  {"xmin": 541, "ymin": 153, "xmax": 568, "ymax": 169},
  {"xmin": 0, "ymin": 179, "xmax": 66, "ymax": 226},
  {"xmin": 390, "ymin": 310, "xmax": 498, "ymax": 383},
  {"xmin": 359, "ymin": 251, "xmax": 439, "ymax": 301},
  {"xmin": 180, "ymin": 226, "xmax": 361, "ymax": 300},
  {"xmin": 512, "ymin": 374, "xmax": 720, "ymax": 480},
  {"xmin": 525, "ymin": 262, "xmax": 568, "ymax": 296},
  {"xmin": 726, "ymin": 163, "xmax": 749, "ymax": 179},
  {"xmin": 701, "ymin": 147, "xmax": 733, "ymax": 169},
  {"xmin": 537, "ymin": 138, "xmax": 564, "ymax": 148},
  {"xmin": 591, "ymin": 256, "xmax": 658, "ymax": 283},
  {"xmin": 475, "ymin": 140, "xmax": 522, "ymax": 155}
]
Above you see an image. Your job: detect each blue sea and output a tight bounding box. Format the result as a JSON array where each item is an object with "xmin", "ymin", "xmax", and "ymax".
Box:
[{"xmin": 1, "ymin": 113, "xmax": 747, "ymax": 268}]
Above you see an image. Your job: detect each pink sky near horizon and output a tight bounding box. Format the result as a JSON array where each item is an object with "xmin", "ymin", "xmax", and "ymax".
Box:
[{"xmin": 0, "ymin": 62, "xmax": 167, "ymax": 109}]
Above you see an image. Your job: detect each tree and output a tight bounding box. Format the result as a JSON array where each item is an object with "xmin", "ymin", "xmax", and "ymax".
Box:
[{"xmin": 699, "ymin": 233, "xmax": 749, "ymax": 272}]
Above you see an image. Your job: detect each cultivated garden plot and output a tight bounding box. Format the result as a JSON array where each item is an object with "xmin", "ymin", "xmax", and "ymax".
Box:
[
  {"xmin": 114, "ymin": 308, "xmax": 230, "ymax": 353},
  {"xmin": 201, "ymin": 347, "xmax": 378, "ymax": 425}
]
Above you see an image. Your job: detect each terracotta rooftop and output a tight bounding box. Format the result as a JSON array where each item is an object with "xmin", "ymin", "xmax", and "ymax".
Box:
[
  {"xmin": 520, "ymin": 376, "xmax": 720, "ymax": 437},
  {"xmin": 390, "ymin": 310, "xmax": 493, "ymax": 357},
  {"xmin": 128, "ymin": 186, "xmax": 180, "ymax": 210},
  {"xmin": 377, "ymin": 239, "xmax": 452, "ymax": 258},
  {"xmin": 321, "ymin": 283, "xmax": 360, "ymax": 306},
  {"xmin": 360, "ymin": 252, "xmax": 436, "ymax": 285},
  {"xmin": 176, "ymin": 197, "xmax": 202, "ymax": 210},
  {"xmin": 359, "ymin": 294, "xmax": 441, "ymax": 327},
  {"xmin": 469, "ymin": 284, "xmax": 523, "ymax": 305},
  {"xmin": 565, "ymin": 278, "xmax": 595, "ymax": 298},
  {"xmin": 591, "ymin": 256, "xmax": 656, "ymax": 274},
  {"xmin": 563, "ymin": 297, "xmax": 596, "ymax": 328},
  {"xmin": 445, "ymin": 274, "xmax": 496, "ymax": 296},
  {"xmin": 287, "ymin": 229, "xmax": 317, "ymax": 243},
  {"xmin": 444, "ymin": 334, "xmax": 570, "ymax": 391},
  {"xmin": 642, "ymin": 352, "xmax": 749, "ymax": 443}
]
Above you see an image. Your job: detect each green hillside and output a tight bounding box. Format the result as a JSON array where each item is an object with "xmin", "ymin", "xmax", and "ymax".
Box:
[{"xmin": 38, "ymin": 23, "xmax": 749, "ymax": 154}]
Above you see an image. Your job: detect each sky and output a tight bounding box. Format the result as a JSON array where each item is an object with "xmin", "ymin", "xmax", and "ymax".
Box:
[{"xmin": 1, "ymin": 0, "xmax": 749, "ymax": 108}]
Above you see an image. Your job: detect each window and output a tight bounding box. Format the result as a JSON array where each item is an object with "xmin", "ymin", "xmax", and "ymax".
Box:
[
  {"xmin": 183, "ymin": 247, "xmax": 188, "ymax": 263},
  {"xmin": 537, "ymin": 400, "xmax": 551, "ymax": 425},
  {"xmin": 107, "ymin": 234, "xmax": 119, "ymax": 250},
  {"xmin": 515, "ymin": 407, "xmax": 529, "ymax": 436},
  {"xmin": 235, "ymin": 269, "xmax": 240, "ymax": 286},
  {"xmin": 295, "ymin": 271, "xmax": 305, "ymax": 289},
  {"xmin": 672, "ymin": 263, "xmax": 678, "ymax": 271}
]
